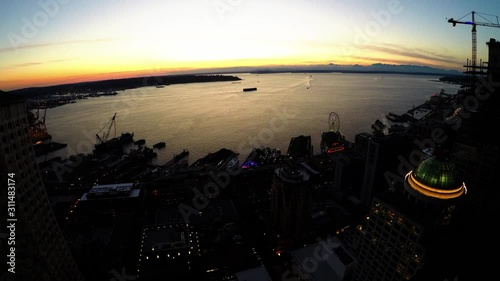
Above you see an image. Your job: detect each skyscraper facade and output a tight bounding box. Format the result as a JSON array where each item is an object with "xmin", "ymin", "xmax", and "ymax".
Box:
[
  {"xmin": 271, "ymin": 160, "xmax": 313, "ymax": 240},
  {"xmin": 0, "ymin": 92, "xmax": 84, "ymax": 281}
]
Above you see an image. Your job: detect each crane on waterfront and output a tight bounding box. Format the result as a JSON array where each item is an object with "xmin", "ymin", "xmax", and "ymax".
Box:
[
  {"xmin": 447, "ymin": 11, "xmax": 500, "ymax": 70},
  {"xmin": 96, "ymin": 112, "xmax": 117, "ymax": 144}
]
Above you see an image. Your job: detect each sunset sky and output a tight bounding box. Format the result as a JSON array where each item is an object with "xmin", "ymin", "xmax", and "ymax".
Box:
[{"xmin": 1, "ymin": 0, "xmax": 500, "ymax": 91}]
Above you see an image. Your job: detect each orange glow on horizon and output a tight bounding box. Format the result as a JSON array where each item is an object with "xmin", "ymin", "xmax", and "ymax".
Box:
[
  {"xmin": 0, "ymin": 53, "xmax": 462, "ymax": 91},
  {"xmin": 1, "ymin": 56, "xmax": 322, "ymax": 90}
]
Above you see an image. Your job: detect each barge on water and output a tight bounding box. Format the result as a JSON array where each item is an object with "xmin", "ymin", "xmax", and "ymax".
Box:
[
  {"xmin": 134, "ymin": 139, "xmax": 146, "ymax": 145},
  {"xmin": 94, "ymin": 113, "xmax": 134, "ymax": 155},
  {"xmin": 153, "ymin": 142, "xmax": 166, "ymax": 149}
]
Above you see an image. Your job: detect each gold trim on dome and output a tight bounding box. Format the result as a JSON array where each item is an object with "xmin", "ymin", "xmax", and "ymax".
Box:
[{"xmin": 406, "ymin": 171, "xmax": 464, "ymax": 200}]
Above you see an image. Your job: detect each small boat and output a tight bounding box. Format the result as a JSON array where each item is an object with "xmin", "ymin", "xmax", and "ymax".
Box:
[
  {"xmin": 153, "ymin": 141, "xmax": 166, "ymax": 149},
  {"xmin": 101, "ymin": 91, "xmax": 118, "ymax": 96},
  {"xmin": 134, "ymin": 139, "xmax": 146, "ymax": 145},
  {"xmin": 156, "ymin": 85, "xmax": 165, "ymax": 88},
  {"xmin": 243, "ymin": 87, "xmax": 257, "ymax": 92}
]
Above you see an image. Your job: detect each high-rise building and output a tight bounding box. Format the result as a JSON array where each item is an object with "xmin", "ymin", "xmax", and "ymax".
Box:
[
  {"xmin": 487, "ymin": 38, "xmax": 500, "ymax": 81},
  {"xmin": 349, "ymin": 153, "xmax": 466, "ymax": 281},
  {"xmin": 450, "ymin": 38, "xmax": 500, "ymax": 224},
  {"xmin": 271, "ymin": 160, "xmax": 313, "ymax": 240},
  {"xmin": 286, "ymin": 135, "xmax": 313, "ymax": 161},
  {"xmin": 356, "ymin": 132, "xmax": 413, "ymax": 207},
  {"xmin": 0, "ymin": 92, "xmax": 84, "ymax": 281}
]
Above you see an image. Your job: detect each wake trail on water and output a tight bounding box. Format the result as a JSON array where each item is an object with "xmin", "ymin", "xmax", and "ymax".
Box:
[{"xmin": 269, "ymin": 75, "xmax": 315, "ymax": 93}]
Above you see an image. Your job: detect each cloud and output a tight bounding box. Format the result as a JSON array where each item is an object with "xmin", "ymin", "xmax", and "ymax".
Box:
[
  {"xmin": 7, "ymin": 58, "xmax": 76, "ymax": 69},
  {"xmin": 363, "ymin": 43, "xmax": 461, "ymax": 65},
  {"xmin": 12, "ymin": 62, "xmax": 42, "ymax": 67},
  {"xmin": 349, "ymin": 55, "xmax": 418, "ymax": 65},
  {"xmin": 0, "ymin": 38, "xmax": 115, "ymax": 53}
]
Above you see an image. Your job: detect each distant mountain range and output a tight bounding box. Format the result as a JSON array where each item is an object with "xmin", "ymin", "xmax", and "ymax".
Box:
[{"xmin": 202, "ymin": 63, "xmax": 463, "ymax": 76}]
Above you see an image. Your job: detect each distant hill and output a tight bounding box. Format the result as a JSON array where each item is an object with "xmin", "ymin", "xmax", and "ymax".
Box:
[
  {"xmin": 439, "ymin": 74, "xmax": 470, "ymax": 84},
  {"xmin": 5, "ymin": 74, "xmax": 241, "ymax": 97}
]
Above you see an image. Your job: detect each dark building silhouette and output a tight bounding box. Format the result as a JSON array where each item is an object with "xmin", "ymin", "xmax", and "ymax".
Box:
[
  {"xmin": 345, "ymin": 38, "xmax": 500, "ymax": 281},
  {"xmin": 451, "ymin": 38, "xmax": 500, "ymax": 223},
  {"xmin": 487, "ymin": 38, "xmax": 500, "ymax": 81},
  {"xmin": 271, "ymin": 160, "xmax": 313, "ymax": 240},
  {"xmin": 286, "ymin": 135, "xmax": 313, "ymax": 161},
  {"xmin": 350, "ymin": 153, "xmax": 466, "ymax": 281},
  {"xmin": 136, "ymin": 223, "xmax": 198, "ymax": 281},
  {"xmin": 355, "ymin": 132, "xmax": 413, "ymax": 207},
  {"xmin": 0, "ymin": 92, "xmax": 84, "ymax": 281},
  {"xmin": 331, "ymin": 151, "xmax": 366, "ymax": 216}
]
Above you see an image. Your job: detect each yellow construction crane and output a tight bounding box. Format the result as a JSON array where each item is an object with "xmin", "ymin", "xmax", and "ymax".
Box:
[{"xmin": 448, "ymin": 11, "xmax": 500, "ymax": 69}]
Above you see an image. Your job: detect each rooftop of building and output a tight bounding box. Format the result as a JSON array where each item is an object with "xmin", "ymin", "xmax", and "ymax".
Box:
[
  {"xmin": 404, "ymin": 155, "xmax": 466, "ymax": 202},
  {"xmin": 235, "ymin": 266, "xmax": 273, "ymax": 281},
  {"xmin": 275, "ymin": 160, "xmax": 311, "ymax": 183},
  {"xmin": 286, "ymin": 135, "xmax": 312, "ymax": 159},
  {"xmin": 413, "ymin": 156, "xmax": 462, "ymax": 190},
  {"xmin": 290, "ymin": 236, "xmax": 356, "ymax": 281},
  {"xmin": 80, "ymin": 182, "xmax": 140, "ymax": 200},
  {"xmin": 142, "ymin": 224, "xmax": 191, "ymax": 253}
]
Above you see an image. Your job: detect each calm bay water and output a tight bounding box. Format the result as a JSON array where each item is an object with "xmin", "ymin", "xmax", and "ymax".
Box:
[{"xmin": 39, "ymin": 73, "xmax": 461, "ymax": 165}]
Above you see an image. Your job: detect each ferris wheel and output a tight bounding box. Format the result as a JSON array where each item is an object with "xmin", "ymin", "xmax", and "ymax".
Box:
[{"xmin": 328, "ymin": 112, "xmax": 341, "ymax": 133}]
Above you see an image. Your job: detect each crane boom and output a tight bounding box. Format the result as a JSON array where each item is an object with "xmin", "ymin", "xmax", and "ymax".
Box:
[
  {"xmin": 96, "ymin": 112, "xmax": 117, "ymax": 144},
  {"xmin": 448, "ymin": 11, "xmax": 500, "ymax": 70}
]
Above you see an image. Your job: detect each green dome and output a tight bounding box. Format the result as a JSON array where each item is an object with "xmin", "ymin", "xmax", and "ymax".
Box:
[{"xmin": 413, "ymin": 156, "xmax": 461, "ymax": 191}]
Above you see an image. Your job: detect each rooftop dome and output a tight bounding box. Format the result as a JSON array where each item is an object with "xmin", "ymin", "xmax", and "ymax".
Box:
[{"xmin": 405, "ymin": 156, "xmax": 466, "ymax": 201}]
